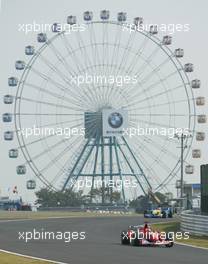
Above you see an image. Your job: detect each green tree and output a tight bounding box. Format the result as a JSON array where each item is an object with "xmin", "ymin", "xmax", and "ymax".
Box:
[{"xmin": 35, "ymin": 188, "xmax": 87, "ymax": 207}]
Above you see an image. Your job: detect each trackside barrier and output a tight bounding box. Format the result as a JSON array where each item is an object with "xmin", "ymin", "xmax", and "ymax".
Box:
[{"xmin": 181, "ymin": 210, "xmax": 208, "ymax": 236}]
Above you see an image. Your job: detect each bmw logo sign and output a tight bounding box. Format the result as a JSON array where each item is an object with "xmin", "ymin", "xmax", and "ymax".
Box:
[{"xmin": 108, "ymin": 112, "xmax": 123, "ymax": 128}]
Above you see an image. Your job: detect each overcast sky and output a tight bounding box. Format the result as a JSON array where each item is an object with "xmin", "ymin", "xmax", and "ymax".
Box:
[{"xmin": 0, "ymin": 0, "xmax": 207, "ymax": 203}]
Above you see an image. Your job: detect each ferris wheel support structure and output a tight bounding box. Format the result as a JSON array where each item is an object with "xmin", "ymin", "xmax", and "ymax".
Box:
[{"xmin": 61, "ymin": 135, "xmax": 152, "ymax": 204}]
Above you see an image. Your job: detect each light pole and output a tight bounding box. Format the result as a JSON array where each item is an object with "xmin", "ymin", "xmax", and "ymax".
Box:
[{"xmin": 175, "ymin": 133, "xmax": 192, "ymax": 206}]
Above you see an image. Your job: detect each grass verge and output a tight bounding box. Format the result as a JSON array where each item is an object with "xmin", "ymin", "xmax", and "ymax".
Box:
[
  {"xmin": 152, "ymin": 221, "xmax": 208, "ymax": 248},
  {"xmin": 0, "ymin": 252, "xmax": 52, "ymax": 264}
]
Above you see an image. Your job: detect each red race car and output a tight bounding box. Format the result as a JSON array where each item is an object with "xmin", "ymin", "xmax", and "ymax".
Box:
[{"xmin": 121, "ymin": 223, "xmax": 174, "ymax": 247}]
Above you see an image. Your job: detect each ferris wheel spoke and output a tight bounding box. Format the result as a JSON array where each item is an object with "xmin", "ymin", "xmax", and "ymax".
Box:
[
  {"xmin": 15, "ymin": 113, "xmax": 83, "ymax": 116},
  {"xmin": 47, "ymin": 39, "xmax": 100, "ymax": 108},
  {"xmin": 129, "ymin": 118, "xmax": 186, "ymax": 132},
  {"xmin": 37, "ymin": 49, "xmax": 99, "ymax": 110},
  {"xmin": 129, "ymin": 138, "xmax": 172, "ymax": 192},
  {"xmin": 50, "ymin": 140, "xmax": 84, "ymax": 186},
  {"xmin": 139, "ymin": 67, "xmax": 178, "ymax": 94},
  {"xmin": 91, "ymin": 23, "xmax": 102, "ymax": 66},
  {"xmin": 136, "ymin": 57, "xmax": 173, "ymax": 87},
  {"xmin": 62, "ymin": 138, "xmax": 96, "ymax": 191},
  {"xmin": 22, "ymin": 135, "xmax": 74, "ymax": 165},
  {"xmin": 102, "ymin": 23, "xmax": 109, "ymax": 69},
  {"xmin": 129, "ymin": 97, "xmax": 194, "ymax": 112},
  {"xmin": 128, "ymin": 67, "xmax": 179, "ymax": 100},
  {"xmin": 128, "ymin": 121, "xmax": 182, "ymax": 145},
  {"xmin": 16, "ymin": 121, "xmax": 84, "ymax": 149},
  {"xmin": 125, "ymin": 135, "xmax": 169, "ymax": 192},
  {"xmin": 18, "ymin": 96, "xmax": 85, "ymax": 112},
  {"xmin": 15, "ymin": 117, "xmax": 83, "ymax": 141},
  {"xmin": 110, "ymin": 26, "xmax": 121, "ymax": 69},
  {"xmin": 126, "ymin": 33, "xmax": 150, "ymax": 74},
  {"xmin": 113, "ymin": 137, "xmax": 135, "ymax": 198},
  {"xmin": 39, "ymin": 135, "xmax": 83, "ymax": 174},
  {"xmin": 129, "ymin": 120, "xmax": 194, "ymax": 148},
  {"xmin": 23, "ymin": 82, "xmax": 86, "ymax": 111},
  {"xmin": 130, "ymin": 135, "xmax": 178, "ymax": 182},
  {"xmin": 125, "ymin": 83, "xmax": 184, "ymax": 108},
  {"xmin": 60, "ymin": 34, "xmax": 84, "ymax": 72},
  {"xmin": 129, "ymin": 122, "xmax": 180, "ymax": 160},
  {"xmin": 131, "ymin": 113, "xmax": 193, "ymax": 117},
  {"xmin": 75, "ymin": 28, "xmax": 105, "ymax": 106},
  {"xmin": 107, "ymin": 28, "xmax": 137, "ymax": 102},
  {"xmin": 117, "ymin": 145, "xmax": 146, "ymax": 196},
  {"xmin": 48, "ymin": 40, "xmax": 81, "ymax": 77},
  {"xmin": 102, "ymin": 23, "xmax": 110, "ymax": 105},
  {"xmin": 155, "ymin": 149, "xmax": 192, "ymax": 190},
  {"xmin": 61, "ymin": 28, "xmax": 102, "ymax": 108},
  {"xmin": 105, "ymin": 24, "xmax": 123, "ymax": 102},
  {"xmin": 59, "ymin": 137, "xmax": 99, "ymax": 189},
  {"xmin": 36, "ymin": 53, "xmax": 76, "ymax": 86},
  {"xmin": 87, "ymin": 26, "xmax": 105, "ymax": 106},
  {"xmin": 133, "ymin": 44, "xmax": 162, "ymax": 80},
  {"xmin": 106, "ymin": 46, "xmax": 174, "ymax": 105},
  {"xmin": 82, "ymin": 24, "xmax": 107, "ymax": 106},
  {"xmin": 90, "ymin": 139, "xmax": 100, "ymax": 197},
  {"xmin": 120, "ymin": 136, "xmax": 152, "ymax": 190},
  {"xmin": 75, "ymin": 31, "xmax": 93, "ymax": 70},
  {"xmin": 28, "ymin": 67, "xmax": 91, "ymax": 109},
  {"xmin": 25, "ymin": 137, "xmax": 84, "ymax": 184},
  {"xmin": 60, "ymin": 33, "xmax": 99, "ymax": 104},
  {"xmin": 88, "ymin": 25, "xmax": 99, "ymax": 67},
  {"xmin": 49, "ymin": 41, "xmax": 103, "ymax": 109},
  {"xmin": 155, "ymin": 168, "xmax": 180, "ymax": 191},
  {"xmin": 115, "ymin": 29, "xmax": 137, "ymax": 72},
  {"xmin": 35, "ymin": 55, "xmax": 92, "ymax": 106}
]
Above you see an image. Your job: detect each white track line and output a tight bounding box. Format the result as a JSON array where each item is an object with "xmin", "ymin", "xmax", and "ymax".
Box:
[
  {"xmin": 0, "ymin": 249, "xmax": 68, "ymax": 264},
  {"xmin": 175, "ymin": 242, "xmax": 208, "ymax": 250}
]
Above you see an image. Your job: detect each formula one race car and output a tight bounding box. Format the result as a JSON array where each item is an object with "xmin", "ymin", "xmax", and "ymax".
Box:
[
  {"xmin": 144, "ymin": 207, "xmax": 173, "ymax": 218},
  {"xmin": 121, "ymin": 223, "xmax": 174, "ymax": 247}
]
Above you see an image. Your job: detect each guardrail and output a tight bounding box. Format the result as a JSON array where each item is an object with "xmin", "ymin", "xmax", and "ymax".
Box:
[{"xmin": 181, "ymin": 210, "xmax": 208, "ymax": 236}]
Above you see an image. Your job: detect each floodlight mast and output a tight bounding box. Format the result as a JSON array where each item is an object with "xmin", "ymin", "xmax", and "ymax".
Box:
[{"xmin": 174, "ymin": 132, "xmax": 192, "ymax": 204}]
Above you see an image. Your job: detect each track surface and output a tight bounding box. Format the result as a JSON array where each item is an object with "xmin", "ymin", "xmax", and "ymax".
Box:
[{"xmin": 0, "ymin": 216, "xmax": 208, "ymax": 264}]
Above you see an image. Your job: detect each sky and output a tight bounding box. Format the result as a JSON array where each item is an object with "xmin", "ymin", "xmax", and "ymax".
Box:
[{"xmin": 0, "ymin": 0, "xmax": 207, "ymax": 203}]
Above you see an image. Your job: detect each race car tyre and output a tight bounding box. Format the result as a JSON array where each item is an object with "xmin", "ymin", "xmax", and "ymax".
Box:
[
  {"xmin": 165, "ymin": 242, "xmax": 174, "ymax": 247},
  {"xmin": 130, "ymin": 237, "xmax": 142, "ymax": 246},
  {"xmin": 162, "ymin": 211, "xmax": 167, "ymax": 218},
  {"xmin": 164, "ymin": 230, "xmax": 174, "ymax": 247},
  {"xmin": 121, "ymin": 231, "xmax": 130, "ymax": 245},
  {"xmin": 168, "ymin": 211, "xmax": 173, "ymax": 218}
]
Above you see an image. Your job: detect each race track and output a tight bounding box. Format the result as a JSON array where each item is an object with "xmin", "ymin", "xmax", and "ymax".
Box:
[{"xmin": 0, "ymin": 216, "xmax": 207, "ymax": 264}]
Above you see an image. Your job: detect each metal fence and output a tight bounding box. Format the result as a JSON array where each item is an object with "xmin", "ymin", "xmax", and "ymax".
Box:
[{"xmin": 181, "ymin": 210, "xmax": 208, "ymax": 236}]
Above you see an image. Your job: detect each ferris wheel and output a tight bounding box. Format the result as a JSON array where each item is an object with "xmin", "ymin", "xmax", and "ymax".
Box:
[{"xmin": 3, "ymin": 10, "xmax": 206, "ymax": 203}]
